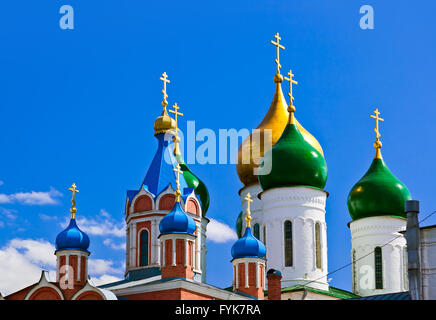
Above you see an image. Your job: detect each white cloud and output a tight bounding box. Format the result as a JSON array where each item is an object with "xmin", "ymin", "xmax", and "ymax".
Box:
[
  {"xmin": 103, "ymin": 239, "xmax": 125, "ymax": 250},
  {"xmin": 65, "ymin": 215, "xmax": 125, "ymax": 238},
  {"xmin": 88, "ymin": 259, "xmax": 123, "ymax": 275},
  {"xmin": 206, "ymin": 218, "xmax": 238, "ymax": 243},
  {"xmin": 90, "ymin": 274, "xmax": 122, "ymax": 287},
  {"xmin": 0, "ymin": 239, "xmax": 56, "ymax": 295},
  {"xmin": 0, "ymin": 238, "xmax": 123, "ymax": 296},
  {"xmin": 38, "ymin": 213, "xmax": 57, "ymax": 221},
  {"xmin": 0, "ymin": 187, "xmax": 62, "ymax": 205}
]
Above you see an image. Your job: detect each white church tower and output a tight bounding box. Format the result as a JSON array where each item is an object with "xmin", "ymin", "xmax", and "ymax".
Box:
[
  {"xmin": 236, "ymin": 34, "xmax": 328, "ymax": 291},
  {"xmin": 347, "ymin": 109, "xmax": 411, "ymax": 296}
]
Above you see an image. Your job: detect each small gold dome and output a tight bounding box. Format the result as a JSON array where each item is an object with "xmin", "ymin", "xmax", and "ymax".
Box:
[
  {"xmin": 153, "ymin": 108, "xmax": 176, "ymax": 136},
  {"xmin": 236, "ymin": 78, "xmax": 324, "ymax": 187}
]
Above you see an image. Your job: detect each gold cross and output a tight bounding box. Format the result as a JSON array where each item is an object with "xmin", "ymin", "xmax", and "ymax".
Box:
[
  {"xmin": 160, "ymin": 72, "xmax": 170, "ymax": 107},
  {"xmin": 169, "ymin": 103, "xmax": 184, "ymax": 155},
  {"xmin": 370, "ymin": 108, "xmax": 384, "ymax": 140},
  {"xmin": 284, "ymin": 69, "xmax": 298, "ymax": 108},
  {"xmin": 68, "ymin": 183, "xmax": 79, "ymax": 219},
  {"xmin": 244, "ymin": 193, "xmax": 253, "ymax": 228},
  {"xmin": 173, "ymin": 163, "xmax": 183, "ymax": 202},
  {"xmin": 270, "ymin": 33, "xmax": 285, "ymax": 74}
]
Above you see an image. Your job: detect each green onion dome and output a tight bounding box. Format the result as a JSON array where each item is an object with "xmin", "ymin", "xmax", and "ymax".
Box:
[
  {"xmin": 236, "ymin": 211, "xmax": 243, "ymax": 238},
  {"xmin": 258, "ymin": 114, "xmax": 328, "ymax": 191},
  {"xmin": 347, "ymin": 153, "xmax": 411, "ymax": 221}
]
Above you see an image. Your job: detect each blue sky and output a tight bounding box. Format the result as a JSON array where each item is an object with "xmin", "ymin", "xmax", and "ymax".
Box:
[{"xmin": 1, "ymin": 1, "xmax": 436, "ymax": 294}]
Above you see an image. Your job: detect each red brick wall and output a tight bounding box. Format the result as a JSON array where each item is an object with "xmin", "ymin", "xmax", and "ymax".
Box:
[
  {"xmin": 124, "ymin": 288, "xmax": 216, "ymax": 300},
  {"xmin": 75, "ymin": 291, "xmax": 105, "ymax": 300},
  {"xmin": 29, "ymin": 287, "xmax": 62, "ymax": 300},
  {"xmin": 134, "ymin": 195, "xmax": 153, "ymax": 212},
  {"xmin": 236, "ymin": 262, "xmax": 264, "ymax": 299},
  {"xmin": 266, "ymin": 274, "xmax": 282, "ymax": 300}
]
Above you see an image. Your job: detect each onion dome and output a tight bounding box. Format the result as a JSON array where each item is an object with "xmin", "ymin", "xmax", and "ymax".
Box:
[
  {"xmin": 160, "ymin": 198, "xmax": 196, "ymax": 235},
  {"xmin": 153, "ymin": 107, "xmax": 176, "ymax": 136},
  {"xmin": 347, "ymin": 156, "xmax": 411, "ymax": 220},
  {"xmin": 347, "ymin": 109, "xmax": 411, "ymax": 220},
  {"xmin": 231, "ymin": 227, "xmax": 266, "ymax": 259},
  {"xmin": 176, "ymin": 154, "xmax": 210, "ymax": 214},
  {"xmin": 258, "ymin": 72, "xmax": 327, "ymax": 191},
  {"xmin": 55, "ymin": 218, "xmax": 90, "ymax": 252},
  {"xmin": 236, "ymin": 75, "xmax": 324, "ymax": 187}
]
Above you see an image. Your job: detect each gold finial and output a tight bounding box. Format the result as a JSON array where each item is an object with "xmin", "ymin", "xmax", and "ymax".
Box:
[
  {"xmin": 370, "ymin": 108, "xmax": 384, "ymax": 159},
  {"xmin": 173, "ymin": 163, "xmax": 183, "ymax": 202},
  {"xmin": 244, "ymin": 193, "xmax": 253, "ymax": 228},
  {"xmin": 160, "ymin": 72, "xmax": 170, "ymax": 108},
  {"xmin": 284, "ymin": 69, "xmax": 298, "ymax": 124},
  {"xmin": 169, "ymin": 103, "xmax": 184, "ymax": 155},
  {"xmin": 68, "ymin": 183, "xmax": 79, "ymax": 219},
  {"xmin": 270, "ymin": 33, "xmax": 285, "ymax": 82}
]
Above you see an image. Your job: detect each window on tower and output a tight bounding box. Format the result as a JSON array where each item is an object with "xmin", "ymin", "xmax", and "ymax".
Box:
[
  {"xmin": 315, "ymin": 222, "xmax": 321, "ymax": 269},
  {"xmin": 140, "ymin": 229, "xmax": 149, "ymax": 266},
  {"xmin": 254, "ymin": 223, "xmax": 260, "ymax": 239},
  {"xmin": 374, "ymin": 246, "xmax": 383, "ymax": 289},
  {"xmin": 284, "ymin": 220, "xmax": 293, "ymax": 267}
]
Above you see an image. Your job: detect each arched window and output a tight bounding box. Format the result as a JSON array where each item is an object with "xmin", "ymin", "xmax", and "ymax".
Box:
[
  {"xmin": 263, "ymin": 225, "xmax": 266, "ymax": 245},
  {"xmin": 159, "ymin": 194, "xmax": 175, "ymax": 210},
  {"xmin": 186, "ymin": 198, "xmax": 199, "ymax": 216},
  {"xmin": 315, "ymin": 222, "xmax": 321, "ymax": 269},
  {"xmin": 140, "ymin": 230, "xmax": 149, "ymax": 266},
  {"xmin": 253, "ymin": 223, "xmax": 260, "ymax": 239},
  {"xmin": 352, "ymin": 249, "xmax": 356, "ymax": 292},
  {"xmin": 134, "ymin": 196, "xmax": 153, "ymax": 212},
  {"xmin": 284, "ymin": 221, "xmax": 293, "ymax": 267},
  {"xmin": 374, "ymin": 246, "xmax": 383, "ymax": 289}
]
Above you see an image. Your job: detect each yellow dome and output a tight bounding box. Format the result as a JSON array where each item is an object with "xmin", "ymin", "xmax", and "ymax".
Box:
[
  {"xmin": 236, "ymin": 76, "xmax": 324, "ymax": 187},
  {"xmin": 153, "ymin": 107, "xmax": 176, "ymax": 136}
]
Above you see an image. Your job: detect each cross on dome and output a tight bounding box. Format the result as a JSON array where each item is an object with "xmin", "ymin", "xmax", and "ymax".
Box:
[
  {"xmin": 270, "ymin": 33, "xmax": 285, "ymax": 75},
  {"xmin": 68, "ymin": 183, "xmax": 79, "ymax": 219},
  {"xmin": 160, "ymin": 72, "xmax": 170, "ymax": 108},
  {"xmin": 284, "ymin": 69, "xmax": 298, "ymax": 112},
  {"xmin": 173, "ymin": 163, "xmax": 183, "ymax": 202},
  {"xmin": 244, "ymin": 193, "xmax": 253, "ymax": 228},
  {"xmin": 370, "ymin": 108, "xmax": 384, "ymax": 158},
  {"xmin": 169, "ymin": 103, "xmax": 184, "ymax": 155}
]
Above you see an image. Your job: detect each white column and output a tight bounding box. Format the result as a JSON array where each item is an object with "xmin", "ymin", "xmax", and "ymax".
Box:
[
  {"xmin": 184, "ymin": 239, "xmax": 188, "ymax": 267},
  {"xmin": 255, "ymin": 262, "xmax": 259, "ymax": 288},
  {"xmin": 172, "ymin": 238, "xmax": 176, "ymax": 266},
  {"xmin": 245, "ymin": 262, "xmax": 249, "ymax": 288}
]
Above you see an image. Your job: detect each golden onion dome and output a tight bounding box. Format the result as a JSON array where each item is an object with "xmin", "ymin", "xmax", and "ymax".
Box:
[
  {"xmin": 236, "ymin": 75, "xmax": 324, "ymax": 187},
  {"xmin": 153, "ymin": 107, "xmax": 176, "ymax": 136}
]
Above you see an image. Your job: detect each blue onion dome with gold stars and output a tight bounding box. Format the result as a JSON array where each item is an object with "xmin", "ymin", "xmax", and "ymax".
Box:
[
  {"xmin": 347, "ymin": 109, "xmax": 411, "ymax": 221},
  {"xmin": 159, "ymin": 201, "xmax": 197, "ymax": 235},
  {"xmin": 127, "ymin": 72, "xmax": 210, "ymax": 215},
  {"xmin": 258, "ymin": 69, "xmax": 327, "ymax": 191},
  {"xmin": 55, "ymin": 184, "xmax": 90, "ymax": 253}
]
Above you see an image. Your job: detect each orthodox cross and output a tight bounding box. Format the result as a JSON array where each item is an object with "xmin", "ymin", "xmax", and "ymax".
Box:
[
  {"xmin": 160, "ymin": 72, "xmax": 170, "ymax": 108},
  {"xmin": 284, "ymin": 69, "xmax": 298, "ymax": 109},
  {"xmin": 169, "ymin": 103, "xmax": 184, "ymax": 155},
  {"xmin": 370, "ymin": 108, "xmax": 384, "ymax": 140},
  {"xmin": 68, "ymin": 183, "xmax": 79, "ymax": 219},
  {"xmin": 173, "ymin": 164, "xmax": 183, "ymax": 202},
  {"xmin": 244, "ymin": 193, "xmax": 253, "ymax": 228},
  {"xmin": 270, "ymin": 33, "xmax": 285, "ymax": 74}
]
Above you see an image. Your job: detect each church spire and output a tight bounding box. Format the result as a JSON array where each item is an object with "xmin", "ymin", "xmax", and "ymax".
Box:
[
  {"xmin": 169, "ymin": 102, "xmax": 183, "ymax": 156},
  {"xmin": 270, "ymin": 32, "xmax": 285, "ymax": 83},
  {"xmin": 370, "ymin": 108, "xmax": 384, "ymax": 159}
]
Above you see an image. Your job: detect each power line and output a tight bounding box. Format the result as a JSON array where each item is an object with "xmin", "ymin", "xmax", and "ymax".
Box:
[{"xmin": 301, "ymin": 209, "xmax": 436, "ymax": 288}]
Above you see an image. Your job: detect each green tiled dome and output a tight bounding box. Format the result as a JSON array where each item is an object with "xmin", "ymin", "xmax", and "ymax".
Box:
[
  {"xmin": 347, "ymin": 156, "xmax": 411, "ymax": 221},
  {"xmin": 258, "ymin": 122, "xmax": 328, "ymax": 191}
]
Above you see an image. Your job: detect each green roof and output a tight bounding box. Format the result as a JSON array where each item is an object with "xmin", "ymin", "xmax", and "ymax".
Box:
[
  {"xmin": 264, "ymin": 285, "xmax": 359, "ymax": 300},
  {"xmin": 347, "ymin": 156, "xmax": 411, "ymax": 221}
]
